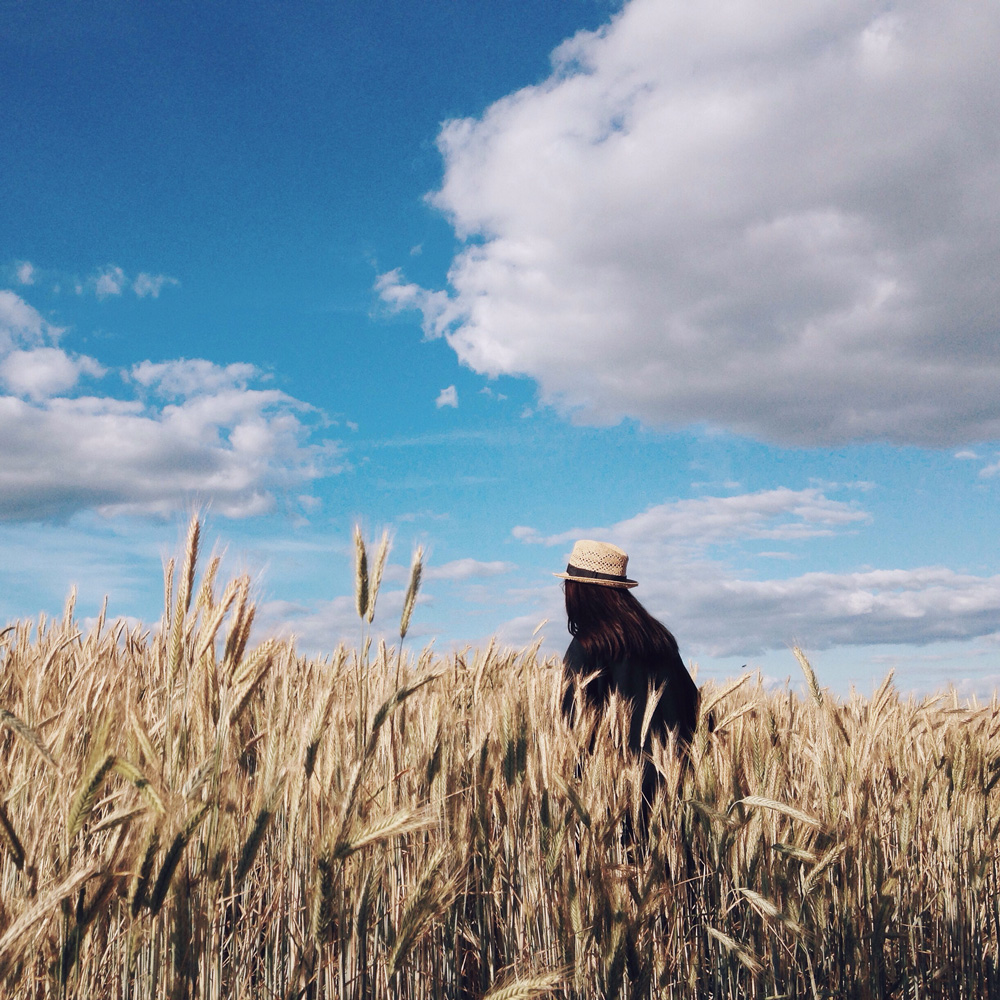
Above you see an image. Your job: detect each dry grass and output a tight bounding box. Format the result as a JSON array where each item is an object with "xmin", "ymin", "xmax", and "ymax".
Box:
[{"xmin": 0, "ymin": 518, "xmax": 998, "ymax": 999}]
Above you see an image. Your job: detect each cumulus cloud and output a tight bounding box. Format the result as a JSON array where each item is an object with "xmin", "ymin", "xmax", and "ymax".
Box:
[
  {"xmin": 435, "ymin": 385, "xmax": 459, "ymax": 408},
  {"xmin": 515, "ymin": 487, "xmax": 870, "ymax": 549},
  {"xmin": 519, "ymin": 487, "xmax": 1000, "ymax": 656},
  {"xmin": 382, "ymin": 0, "xmax": 1000, "ymax": 446},
  {"xmin": 0, "ymin": 291, "xmax": 339, "ymax": 522},
  {"xmin": 0, "ymin": 378, "xmax": 338, "ymax": 520},
  {"xmin": 0, "ymin": 377, "xmax": 339, "ymax": 521},
  {"xmin": 15, "ymin": 262, "xmax": 34, "ymax": 285},
  {"xmin": 0, "ymin": 347, "xmax": 105, "ymax": 399},
  {"xmin": 668, "ymin": 566, "xmax": 1000, "ymax": 657},
  {"xmin": 131, "ymin": 358, "xmax": 259, "ymax": 397}
]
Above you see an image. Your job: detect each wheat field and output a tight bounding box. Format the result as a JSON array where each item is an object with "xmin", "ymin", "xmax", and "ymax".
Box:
[{"xmin": 1, "ymin": 519, "xmax": 998, "ymax": 999}]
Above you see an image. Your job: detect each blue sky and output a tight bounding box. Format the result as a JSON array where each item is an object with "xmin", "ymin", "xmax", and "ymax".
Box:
[{"xmin": 2, "ymin": 0, "xmax": 999, "ymax": 695}]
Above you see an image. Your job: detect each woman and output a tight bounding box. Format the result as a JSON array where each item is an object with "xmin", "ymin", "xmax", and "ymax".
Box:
[{"xmin": 557, "ymin": 540, "xmax": 699, "ymax": 832}]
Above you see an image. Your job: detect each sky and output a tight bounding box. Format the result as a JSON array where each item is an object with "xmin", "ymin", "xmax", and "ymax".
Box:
[{"xmin": 2, "ymin": 0, "xmax": 999, "ymax": 696}]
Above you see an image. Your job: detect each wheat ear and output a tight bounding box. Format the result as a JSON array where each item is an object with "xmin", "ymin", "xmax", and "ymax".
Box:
[
  {"xmin": 366, "ymin": 528, "xmax": 392, "ymax": 624},
  {"xmin": 399, "ymin": 545, "xmax": 423, "ymax": 642},
  {"xmin": 354, "ymin": 524, "xmax": 369, "ymax": 621}
]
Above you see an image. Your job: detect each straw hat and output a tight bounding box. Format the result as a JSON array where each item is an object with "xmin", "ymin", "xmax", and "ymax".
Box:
[{"xmin": 554, "ymin": 539, "xmax": 637, "ymax": 588}]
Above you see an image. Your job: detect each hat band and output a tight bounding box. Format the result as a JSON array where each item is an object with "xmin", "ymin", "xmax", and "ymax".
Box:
[{"xmin": 565, "ymin": 564, "xmax": 628, "ymax": 583}]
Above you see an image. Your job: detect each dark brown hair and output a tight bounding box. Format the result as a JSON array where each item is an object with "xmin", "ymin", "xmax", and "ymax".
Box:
[
  {"xmin": 563, "ymin": 578, "xmax": 698, "ymax": 745},
  {"xmin": 565, "ymin": 578, "xmax": 680, "ymax": 665}
]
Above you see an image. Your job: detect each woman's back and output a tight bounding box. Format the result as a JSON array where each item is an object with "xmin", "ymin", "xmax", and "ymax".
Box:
[
  {"xmin": 556, "ymin": 541, "xmax": 699, "ymax": 753},
  {"xmin": 561, "ymin": 630, "xmax": 698, "ymax": 753}
]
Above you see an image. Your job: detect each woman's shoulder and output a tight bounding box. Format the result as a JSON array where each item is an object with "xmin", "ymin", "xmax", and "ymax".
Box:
[{"xmin": 563, "ymin": 637, "xmax": 590, "ymax": 672}]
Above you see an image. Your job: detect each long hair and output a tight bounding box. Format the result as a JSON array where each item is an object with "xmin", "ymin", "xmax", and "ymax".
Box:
[
  {"xmin": 565, "ymin": 578, "xmax": 680, "ymax": 666},
  {"xmin": 563, "ymin": 578, "xmax": 698, "ymax": 744}
]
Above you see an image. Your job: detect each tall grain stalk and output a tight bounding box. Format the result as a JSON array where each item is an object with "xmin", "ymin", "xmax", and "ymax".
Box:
[
  {"xmin": 397, "ymin": 544, "xmax": 423, "ymax": 686},
  {"xmin": 1, "ymin": 523, "xmax": 999, "ymax": 998}
]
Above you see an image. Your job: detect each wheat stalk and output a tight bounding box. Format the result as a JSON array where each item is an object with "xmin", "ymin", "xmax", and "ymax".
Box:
[
  {"xmin": 0, "ymin": 800, "xmax": 25, "ymax": 870},
  {"xmin": 1, "ymin": 522, "xmax": 999, "ymax": 999},
  {"xmin": 353, "ymin": 525, "xmax": 369, "ymax": 621},
  {"xmin": 482, "ymin": 968, "xmax": 567, "ymax": 1000},
  {"xmin": 67, "ymin": 751, "xmax": 116, "ymax": 841},
  {"xmin": 399, "ymin": 545, "xmax": 423, "ymax": 642},
  {"xmin": 0, "ymin": 706, "xmax": 56, "ymax": 767},
  {"xmin": 366, "ymin": 528, "xmax": 391, "ymax": 624}
]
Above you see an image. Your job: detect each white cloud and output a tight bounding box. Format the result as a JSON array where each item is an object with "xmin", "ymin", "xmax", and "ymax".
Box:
[
  {"xmin": 133, "ymin": 273, "xmax": 180, "ymax": 298},
  {"xmin": 0, "ymin": 326, "xmax": 340, "ymax": 520},
  {"xmin": 131, "ymin": 358, "xmax": 259, "ymax": 397},
  {"xmin": 435, "ymin": 385, "xmax": 458, "ymax": 408},
  {"xmin": 7, "ymin": 261, "xmax": 178, "ymax": 300},
  {"xmin": 70, "ymin": 265, "xmax": 181, "ymax": 300},
  {"xmin": 0, "ymin": 385, "xmax": 340, "ymax": 521},
  {"xmin": 93, "ymin": 266, "xmax": 127, "ymax": 299},
  {"xmin": 0, "ymin": 347, "xmax": 105, "ymax": 399},
  {"xmin": 382, "ymin": 0, "xmax": 1000, "ymax": 446},
  {"xmin": 0, "ymin": 289, "xmax": 63, "ymax": 351},
  {"xmin": 516, "ymin": 487, "xmax": 1000, "ymax": 656},
  {"xmin": 668, "ymin": 567, "xmax": 1000, "ymax": 657},
  {"xmin": 424, "ymin": 558, "xmax": 515, "ymax": 582},
  {"xmin": 516, "ymin": 487, "xmax": 870, "ymax": 550},
  {"xmin": 257, "ymin": 595, "xmax": 362, "ymax": 652},
  {"xmin": 256, "ymin": 587, "xmax": 433, "ymax": 655}
]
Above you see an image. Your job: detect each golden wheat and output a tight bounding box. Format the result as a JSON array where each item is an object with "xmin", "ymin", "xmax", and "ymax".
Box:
[{"xmin": 0, "ymin": 517, "xmax": 997, "ymax": 998}]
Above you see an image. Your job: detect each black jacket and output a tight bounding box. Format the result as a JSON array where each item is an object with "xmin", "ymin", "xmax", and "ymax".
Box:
[{"xmin": 561, "ymin": 636, "xmax": 698, "ymax": 753}]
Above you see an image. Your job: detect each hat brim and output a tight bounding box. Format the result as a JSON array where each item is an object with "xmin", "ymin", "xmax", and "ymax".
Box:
[{"xmin": 553, "ymin": 572, "xmax": 637, "ymax": 589}]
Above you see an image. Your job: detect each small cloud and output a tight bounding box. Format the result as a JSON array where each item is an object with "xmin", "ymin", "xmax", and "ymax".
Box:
[
  {"xmin": 0, "ymin": 289, "xmax": 64, "ymax": 351},
  {"xmin": 807, "ymin": 478, "xmax": 877, "ymax": 492},
  {"xmin": 692, "ymin": 480, "xmax": 742, "ymax": 492},
  {"xmin": 375, "ymin": 268, "xmax": 459, "ymax": 339},
  {"xmin": 94, "ymin": 266, "xmax": 127, "ymax": 299},
  {"xmin": 424, "ymin": 558, "xmax": 516, "ymax": 582},
  {"xmin": 980, "ymin": 458, "xmax": 1000, "ymax": 478},
  {"xmin": 80, "ymin": 265, "xmax": 179, "ymax": 300},
  {"xmin": 346, "ymin": 420, "xmax": 359, "ymax": 431},
  {"xmin": 133, "ymin": 273, "xmax": 180, "ymax": 298},
  {"xmin": 397, "ymin": 509, "xmax": 450, "ymax": 523},
  {"xmin": 955, "ymin": 449, "xmax": 980, "ymax": 460},
  {"xmin": 15, "ymin": 261, "xmax": 34, "ymax": 285},
  {"xmin": 0, "ymin": 347, "xmax": 105, "ymax": 400},
  {"xmin": 436, "ymin": 385, "xmax": 458, "ymax": 409},
  {"xmin": 410, "ymin": 244, "xmax": 423, "ymax": 256},
  {"xmin": 130, "ymin": 358, "xmax": 259, "ymax": 397},
  {"xmin": 511, "ymin": 525, "xmax": 543, "ymax": 544}
]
